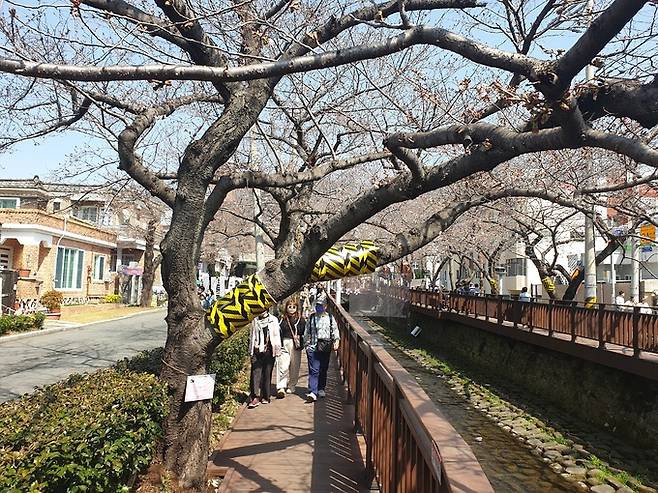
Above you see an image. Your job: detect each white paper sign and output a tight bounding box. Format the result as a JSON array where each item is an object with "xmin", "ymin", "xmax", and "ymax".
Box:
[{"xmin": 184, "ymin": 374, "xmax": 216, "ymax": 402}]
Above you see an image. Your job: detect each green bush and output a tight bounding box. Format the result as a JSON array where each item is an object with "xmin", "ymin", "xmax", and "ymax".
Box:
[
  {"xmin": 0, "ymin": 312, "xmax": 46, "ymax": 336},
  {"xmin": 115, "ymin": 347, "xmax": 163, "ymax": 375},
  {"xmin": 115, "ymin": 325, "xmax": 249, "ymax": 410},
  {"xmin": 209, "ymin": 327, "xmax": 250, "ymax": 409},
  {"xmin": 0, "ymin": 369, "xmax": 168, "ymax": 493},
  {"xmin": 104, "ymin": 294, "xmax": 123, "ymax": 304},
  {"xmin": 117, "ymin": 329, "xmax": 249, "ymax": 410}
]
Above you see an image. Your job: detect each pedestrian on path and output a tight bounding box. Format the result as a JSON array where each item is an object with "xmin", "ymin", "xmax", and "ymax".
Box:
[
  {"xmin": 303, "ymin": 298, "xmax": 339, "ymax": 403},
  {"xmin": 615, "ymin": 291, "xmax": 625, "ymax": 305},
  {"xmin": 276, "ymin": 298, "xmax": 305, "ymax": 397},
  {"xmin": 248, "ymin": 310, "xmax": 282, "ymax": 408},
  {"xmin": 519, "ymin": 287, "xmax": 531, "ymax": 302}
]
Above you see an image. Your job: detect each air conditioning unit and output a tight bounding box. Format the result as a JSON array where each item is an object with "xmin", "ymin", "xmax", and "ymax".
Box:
[{"xmin": 103, "ymin": 272, "xmax": 112, "ymax": 282}]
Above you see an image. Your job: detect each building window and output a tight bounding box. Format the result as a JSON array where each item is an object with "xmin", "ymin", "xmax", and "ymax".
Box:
[
  {"xmin": 0, "ymin": 197, "xmax": 19, "ymax": 209},
  {"xmin": 0, "ymin": 246, "xmax": 12, "ymax": 269},
  {"xmin": 93, "ymin": 254, "xmax": 105, "ymax": 281},
  {"xmin": 54, "ymin": 247, "xmax": 85, "ymax": 290},
  {"xmin": 73, "ymin": 206, "xmax": 99, "ymax": 224},
  {"xmin": 52, "ymin": 201, "xmax": 61, "ymax": 212},
  {"xmin": 506, "ymin": 258, "xmax": 527, "ymax": 277}
]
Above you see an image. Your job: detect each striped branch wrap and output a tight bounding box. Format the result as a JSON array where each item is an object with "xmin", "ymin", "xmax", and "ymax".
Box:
[
  {"xmin": 541, "ymin": 277, "xmax": 555, "ymax": 295},
  {"xmin": 207, "ymin": 275, "xmax": 276, "ymax": 340},
  {"xmin": 310, "ymin": 240, "xmax": 379, "ymax": 282},
  {"xmin": 207, "ymin": 240, "xmax": 380, "ymax": 339}
]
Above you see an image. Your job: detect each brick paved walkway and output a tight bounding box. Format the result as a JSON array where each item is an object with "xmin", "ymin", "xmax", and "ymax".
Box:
[{"xmin": 209, "ymin": 352, "xmax": 368, "ymax": 493}]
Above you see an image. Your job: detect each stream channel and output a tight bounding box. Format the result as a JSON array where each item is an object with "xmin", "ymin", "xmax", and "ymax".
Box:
[{"xmin": 362, "ymin": 317, "xmax": 576, "ymax": 492}]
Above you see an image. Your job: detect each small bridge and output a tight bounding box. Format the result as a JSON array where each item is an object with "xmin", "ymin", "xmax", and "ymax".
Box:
[
  {"xmin": 385, "ymin": 287, "xmax": 658, "ymax": 382},
  {"xmin": 209, "ymin": 298, "xmax": 494, "ymax": 492}
]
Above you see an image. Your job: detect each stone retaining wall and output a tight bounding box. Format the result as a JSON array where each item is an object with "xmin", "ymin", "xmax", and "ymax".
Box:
[{"xmin": 409, "ymin": 312, "xmax": 658, "ymax": 449}]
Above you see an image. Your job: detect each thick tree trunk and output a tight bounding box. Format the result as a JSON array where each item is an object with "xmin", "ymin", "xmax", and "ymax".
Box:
[
  {"xmin": 525, "ymin": 246, "xmax": 557, "ymax": 300},
  {"xmin": 140, "ymin": 218, "xmax": 161, "ymax": 307},
  {"xmin": 159, "ymin": 198, "xmax": 220, "ymax": 491}
]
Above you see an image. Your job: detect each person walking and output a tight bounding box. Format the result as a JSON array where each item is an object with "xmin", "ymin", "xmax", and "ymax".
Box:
[
  {"xmin": 276, "ymin": 298, "xmax": 305, "ymax": 397},
  {"xmin": 303, "ymin": 298, "xmax": 340, "ymax": 402},
  {"xmin": 519, "ymin": 286, "xmax": 531, "ymax": 302},
  {"xmin": 248, "ymin": 310, "xmax": 282, "ymax": 408},
  {"xmin": 615, "ymin": 291, "xmax": 625, "ymax": 305}
]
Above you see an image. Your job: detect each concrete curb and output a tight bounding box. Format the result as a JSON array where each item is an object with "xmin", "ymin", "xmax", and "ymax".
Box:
[{"xmin": 0, "ymin": 307, "xmax": 167, "ymax": 344}]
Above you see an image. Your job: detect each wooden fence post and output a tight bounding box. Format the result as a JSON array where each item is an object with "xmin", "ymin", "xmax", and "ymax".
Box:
[
  {"xmin": 365, "ymin": 351, "xmax": 375, "ymax": 486},
  {"xmin": 633, "ymin": 306, "xmax": 640, "ymax": 357},
  {"xmin": 497, "ymin": 296, "xmax": 503, "ymax": 325},
  {"xmin": 570, "ymin": 304, "xmax": 576, "ymax": 342},
  {"xmin": 548, "ymin": 300, "xmax": 554, "ymax": 337},
  {"xmin": 598, "ymin": 304, "xmax": 605, "ymax": 349},
  {"xmin": 391, "ymin": 385, "xmax": 400, "ymax": 492}
]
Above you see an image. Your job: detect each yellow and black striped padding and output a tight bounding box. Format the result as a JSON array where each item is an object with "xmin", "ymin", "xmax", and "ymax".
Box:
[
  {"xmin": 207, "ymin": 240, "xmax": 380, "ymax": 339},
  {"xmin": 207, "ymin": 274, "xmax": 275, "ymax": 340},
  {"xmin": 310, "ymin": 240, "xmax": 379, "ymax": 282},
  {"xmin": 541, "ymin": 277, "xmax": 555, "ymax": 296}
]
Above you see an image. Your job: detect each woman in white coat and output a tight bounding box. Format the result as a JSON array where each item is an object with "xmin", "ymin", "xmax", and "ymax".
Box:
[{"xmin": 248, "ymin": 310, "xmax": 282, "ymax": 408}]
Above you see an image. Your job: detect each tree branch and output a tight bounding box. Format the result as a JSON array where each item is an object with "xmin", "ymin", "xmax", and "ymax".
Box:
[
  {"xmin": 548, "ymin": 0, "xmax": 647, "ymax": 95},
  {"xmin": 0, "ymin": 25, "xmax": 538, "ymax": 85}
]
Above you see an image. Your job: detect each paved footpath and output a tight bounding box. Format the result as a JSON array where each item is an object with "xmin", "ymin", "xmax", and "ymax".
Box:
[
  {"xmin": 0, "ymin": 309, "xmax": 167, "ymax": 402},
  {"xmin": 209, "ymin": 352, "xmax": 368, "ymax": 493}
]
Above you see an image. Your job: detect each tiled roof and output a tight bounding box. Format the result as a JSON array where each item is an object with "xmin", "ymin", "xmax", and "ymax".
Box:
[{"xmin": 0, "ymin": 176, "xmax": 105, "ymax": 197}]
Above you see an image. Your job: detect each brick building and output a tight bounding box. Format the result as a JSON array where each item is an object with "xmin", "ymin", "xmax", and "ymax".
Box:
[{"xmin": 0, "ymin": 176, "xmax": 164, "ymax": 306}]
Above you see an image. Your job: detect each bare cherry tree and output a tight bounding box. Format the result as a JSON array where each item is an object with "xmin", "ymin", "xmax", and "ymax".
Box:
[{"xmin": 1, "ymin": 0, "xmax": 657, "ymax": 489}]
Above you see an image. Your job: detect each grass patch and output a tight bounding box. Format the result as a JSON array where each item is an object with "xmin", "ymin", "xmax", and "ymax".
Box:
[{"xmin": 61, "ymin": 305, "xmax": 159, "ymax": 324}]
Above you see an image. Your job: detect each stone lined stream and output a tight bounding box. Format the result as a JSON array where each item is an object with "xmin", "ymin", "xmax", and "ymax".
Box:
[{"xmin": 364, "ymin": 318, "xmax": 577, "ymax": 492}]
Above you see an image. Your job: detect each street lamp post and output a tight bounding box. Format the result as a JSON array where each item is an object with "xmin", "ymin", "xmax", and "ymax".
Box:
[{"xmin": 583, "ymin": 0, "xmax": 597, "ymax": 308}]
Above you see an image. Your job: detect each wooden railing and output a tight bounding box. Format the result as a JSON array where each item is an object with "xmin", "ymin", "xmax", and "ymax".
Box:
[
  {"xmin": 328, "ymin": 297, "xmax": 493, "ymax": 493},
  {"xmin": 382, "ymin": 287, "xmax": 658, "ymax": 355}
]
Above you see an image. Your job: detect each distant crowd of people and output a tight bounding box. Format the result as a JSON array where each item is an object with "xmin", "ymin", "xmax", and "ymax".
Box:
[{"xmin": 614, "ymin": 291, "xmax": 656, "ymax": 314}]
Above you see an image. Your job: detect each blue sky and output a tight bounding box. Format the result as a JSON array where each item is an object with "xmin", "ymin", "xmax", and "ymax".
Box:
[{"xmin": 0, "ymin": 133, "xmax": 85, "ymax": 180}]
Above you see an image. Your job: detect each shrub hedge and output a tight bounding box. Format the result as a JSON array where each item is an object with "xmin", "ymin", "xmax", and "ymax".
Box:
[
  {"xmin": 0, "ymin": 369, "xmax": 168, "ymax": 493},
  {"xmin": 116, "ymin": 326, "xmax": 250, "ymax": 409},
  {"xmin": 0, "ymin": 325, "xmax": 250, "ymax": 492},
  {"xmin": 209, "ymin": 327, "xmax": 250, "ymax": 409},
  {"xmin": 104, "ymin": 294, "xmax": 123, "ymax": 304},
  {"xmin": 0, "ymin": 312, "xmax": 46, "ymax": 336}
]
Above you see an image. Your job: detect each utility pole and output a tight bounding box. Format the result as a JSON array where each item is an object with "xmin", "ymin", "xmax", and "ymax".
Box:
[
  {"xmin": 583, "ymin": 0, "xmax": 597, "ymax": 308},
  {"xmin": 631, "ymin": 236, "xmax": 640, "ymax": 303},
  {"xmin": 610, "ymin": 249, "xmax": 616, "ymax": 303},
  {"xmin": 250, "ymin": 132, "xmax": 266, "ymax": 272}
]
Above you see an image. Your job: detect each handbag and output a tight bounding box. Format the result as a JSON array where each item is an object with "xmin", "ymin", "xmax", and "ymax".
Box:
[
  {"xmin": 312, "ymin": 314, "xmax": 334, "ymax": 353},
  {"xmin": 316, "ymin": 339, "xmax": 333, "ymax": 353},
  {"xmin": 287, "ymin": 317, "xmax": 302, "ymax": 349}
]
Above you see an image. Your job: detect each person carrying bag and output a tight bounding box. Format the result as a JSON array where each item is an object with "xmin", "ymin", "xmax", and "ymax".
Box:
[
  {"xmin": 303, "ymin": 297, "xmax": 339, "ymax": 402},
  {"xmin": 276, "ymin": 298, "xmax": 305, "ymax": 397}
]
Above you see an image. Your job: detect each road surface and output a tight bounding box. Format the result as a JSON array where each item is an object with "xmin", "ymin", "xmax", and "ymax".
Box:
[{"xmin": 0, "ymin": 310, "xmax": 167, "ymax": 402}]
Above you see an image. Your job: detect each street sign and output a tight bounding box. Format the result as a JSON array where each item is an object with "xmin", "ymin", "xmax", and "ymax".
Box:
[{"xmin": 640, "ymin": 224, "xmax": 656, "ymax": 245}]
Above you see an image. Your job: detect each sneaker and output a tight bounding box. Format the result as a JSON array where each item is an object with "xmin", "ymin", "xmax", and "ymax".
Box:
[
  {"xmin": 285, "ymin": 388, "xmax": 293, "ymax": 394},
  {"xmin": 247, "ymin": 398, "xmax": 260, "ymax": 408},
  {"xmin": 261, "ymin": 398, "xmax": 271, "ymax": 404},
  {"xmin": 276, "ymin": 389, "xmax": 286, "ymax": 399},
  {"xmin": 318, "ymin": 390, "xmax": 326, "ymax": 398},
  {"xmin": 306, "ymin": 392, "xmax": 317, "ymax": 402}
]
